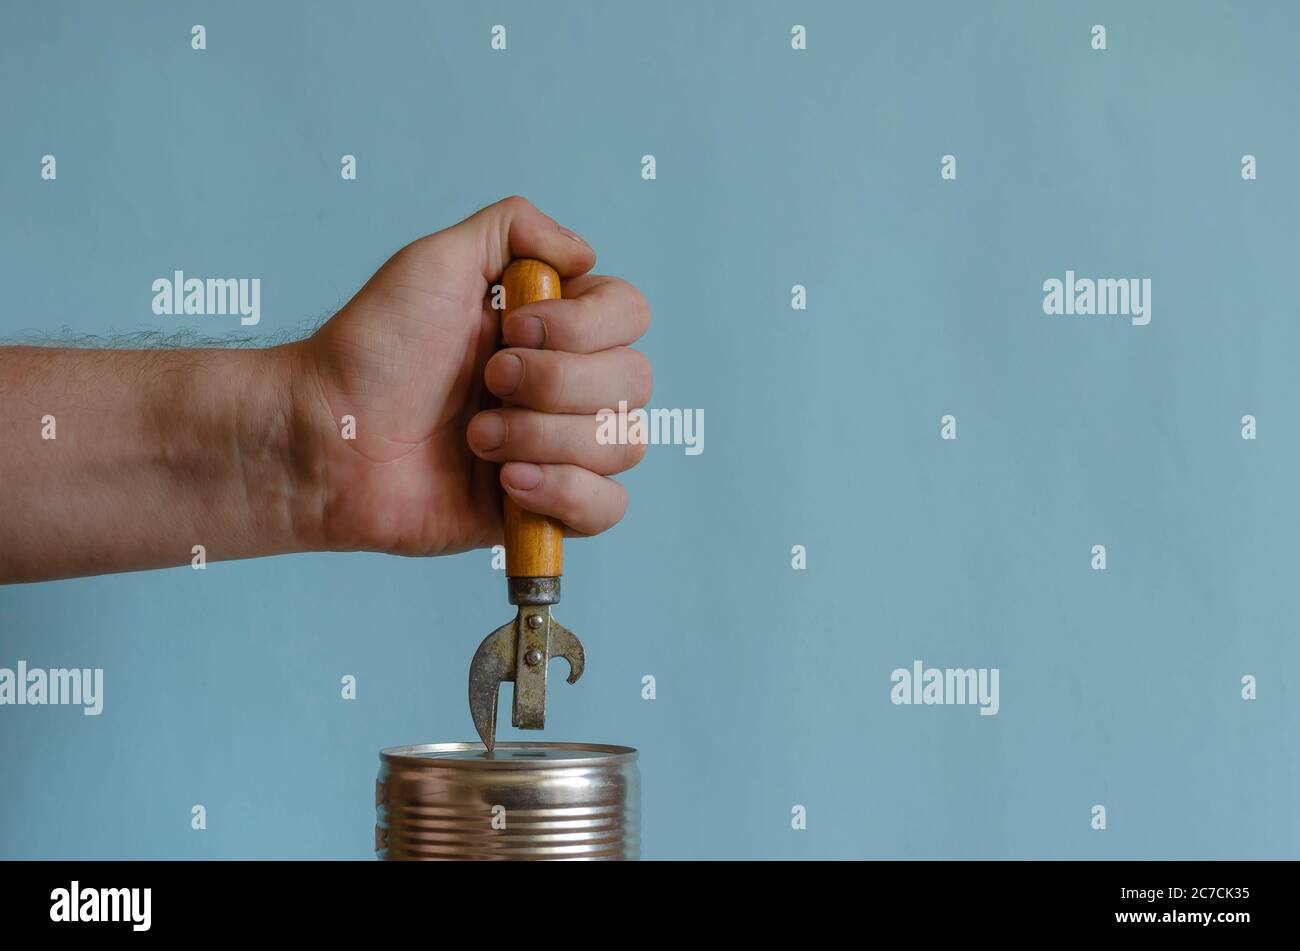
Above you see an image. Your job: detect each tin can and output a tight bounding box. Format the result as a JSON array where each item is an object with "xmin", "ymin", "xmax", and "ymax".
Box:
[{"xmin": 376, "ymin": 742, "xmax": 640, "ymax": 861}]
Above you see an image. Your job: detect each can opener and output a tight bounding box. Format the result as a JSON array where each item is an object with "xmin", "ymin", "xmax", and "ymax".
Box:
[{"xmin": 467, "ymin": 259, "xmax": 586, "ymax": 752}]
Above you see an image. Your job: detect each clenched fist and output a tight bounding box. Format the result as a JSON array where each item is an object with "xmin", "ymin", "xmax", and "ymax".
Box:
[{"xmin": 294, "ymin": 196, "xmax": 652, "ymax": 555}]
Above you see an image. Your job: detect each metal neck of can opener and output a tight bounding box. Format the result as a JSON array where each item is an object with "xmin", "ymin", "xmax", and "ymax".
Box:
[{"xmin": 468, "ymin": 260, "xmax": 586, "ymax": 752}]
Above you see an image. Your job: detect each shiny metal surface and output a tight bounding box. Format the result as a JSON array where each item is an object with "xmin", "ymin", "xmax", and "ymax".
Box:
[
  {"xmin": 376, "ymin": 742, "xmax": 639, "ymax": 861},
  {"xmin": 467, "ymin": 606, "xmax": 585, "ymax": 751}
]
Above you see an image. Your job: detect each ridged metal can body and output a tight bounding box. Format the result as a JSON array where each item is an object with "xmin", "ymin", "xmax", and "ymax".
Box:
[{"xmin": 376, "ymin": 742, "xmax": 639, "ymax": 861}]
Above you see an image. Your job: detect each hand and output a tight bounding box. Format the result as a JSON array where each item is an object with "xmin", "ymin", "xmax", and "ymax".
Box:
[{"xmin": 290, "ymin": 196, "xmax": 652, "ymax": 557}]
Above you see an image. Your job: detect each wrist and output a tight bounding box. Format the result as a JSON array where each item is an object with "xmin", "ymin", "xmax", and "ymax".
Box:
[
  {"xmin": 190, "ymin": 343, "xmax": 330, "ymax": 558},
  {"xmin": 256, "ymin": 341, "xmax": 332, "ymax": 555}
]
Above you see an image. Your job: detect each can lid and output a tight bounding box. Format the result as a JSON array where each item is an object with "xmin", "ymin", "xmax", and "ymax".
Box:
[{"xmin": 380, "ymin": 741, "xmax": 637, "ymax": 768}]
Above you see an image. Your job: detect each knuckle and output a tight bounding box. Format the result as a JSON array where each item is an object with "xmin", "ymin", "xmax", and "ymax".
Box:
[
  {"xmin": 629, "ymin": 285, "xmax": 651, "ymax": 332},
  {"xmin": 540, "ymin": 354, "xmax": 568, "ymax": 409},
  {"xmin": 606, "ymin": 483, "xmax": 630, "ymax": 527},
  {"xmin": 530, "ymin": 411, "xmax": 554, "ymax": 455},
  {"xmin": 606, "ymin": 277, "xmax": 651, "ymax": 330},
  {"xmin": 555, "ymin": 472, "xmax": 588, "ymax": 527},
  {"xmin": 603, "ymin": 275, "xmax": 634, "ymax": 298},
  {"xmin": 576, "ymin": 294, "xmax": 605, "ymax": 352},
  {"xmin": 626, "ymin": 349, "xmax": 653, "ymax": 404}
]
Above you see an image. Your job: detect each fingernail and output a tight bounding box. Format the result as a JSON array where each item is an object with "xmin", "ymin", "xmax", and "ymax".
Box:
[
  {"xmin": 557, "ymin": 226, "xmax": 590, "ymax": 247},
  {"xmin": 486, "ymin": 352, "xmax": 525, "ymax": 396},
  {"xmin": 506, "ymin": 314, "xmax": 546, "ymax": 349},
  {"xmin": 469, "ymin": 412, "xmax": 507, "ymax": 452},
  {"xmin": 505, "ymin": 462, "xmax": 543, "ymax": 491}
]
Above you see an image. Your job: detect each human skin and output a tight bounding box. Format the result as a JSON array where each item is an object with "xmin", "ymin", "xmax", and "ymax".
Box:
[{"xmin": 0, "ymin": 197, "xmax": 652, "ymax": 584}]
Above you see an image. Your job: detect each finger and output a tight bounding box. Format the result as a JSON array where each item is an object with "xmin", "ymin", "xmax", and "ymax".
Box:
[
  {"xmin": 501, "ymin": 275, "xmax": 651, "ymax": 353},
  {"xmin": 467, "ymin": 409, "xmax": 647, "ymax": 476},
  {"xmin": 444, "ymin": 195, "xmax": 596, "ymax": 284},
  {"xmin": 484, "ymin": 346, "xmax": 652, "ymax": 414},
  {"xmin": 500, "ymin": 463, "xmax": 629, "ymax": 536}
]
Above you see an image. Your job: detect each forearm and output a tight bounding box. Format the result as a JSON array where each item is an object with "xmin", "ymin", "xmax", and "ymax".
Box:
[{"xmin": 0, "ymin": 343, "xmax": 323, "ymax": 583}]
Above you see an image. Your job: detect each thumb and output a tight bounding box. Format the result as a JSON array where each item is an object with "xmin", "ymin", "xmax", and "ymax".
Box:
[{"xmin": 445, "ymin": 195, "xmax": 596, "ymax": 284}]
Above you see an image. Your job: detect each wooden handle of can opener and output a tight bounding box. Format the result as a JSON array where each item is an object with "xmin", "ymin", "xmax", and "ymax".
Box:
[{"xmin": 500, "ymin": 259, "xmax": 563, "ymax": 578}]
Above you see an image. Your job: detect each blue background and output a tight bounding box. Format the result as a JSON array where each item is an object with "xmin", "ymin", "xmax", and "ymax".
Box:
[{"xmin": 2, "ymin": 0, "xmax": 1298, "ymax": 859}]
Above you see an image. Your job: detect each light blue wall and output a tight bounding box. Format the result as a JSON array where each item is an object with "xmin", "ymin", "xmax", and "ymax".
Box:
[{"xmin": 2, "ymin": 1, "xmax": 1297, "ymax": 859}]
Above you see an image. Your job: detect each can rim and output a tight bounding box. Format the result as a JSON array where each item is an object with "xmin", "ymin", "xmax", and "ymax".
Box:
[{"xmin": 379, "ymin": 741, "xmax": 638, "ymax": 768}]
